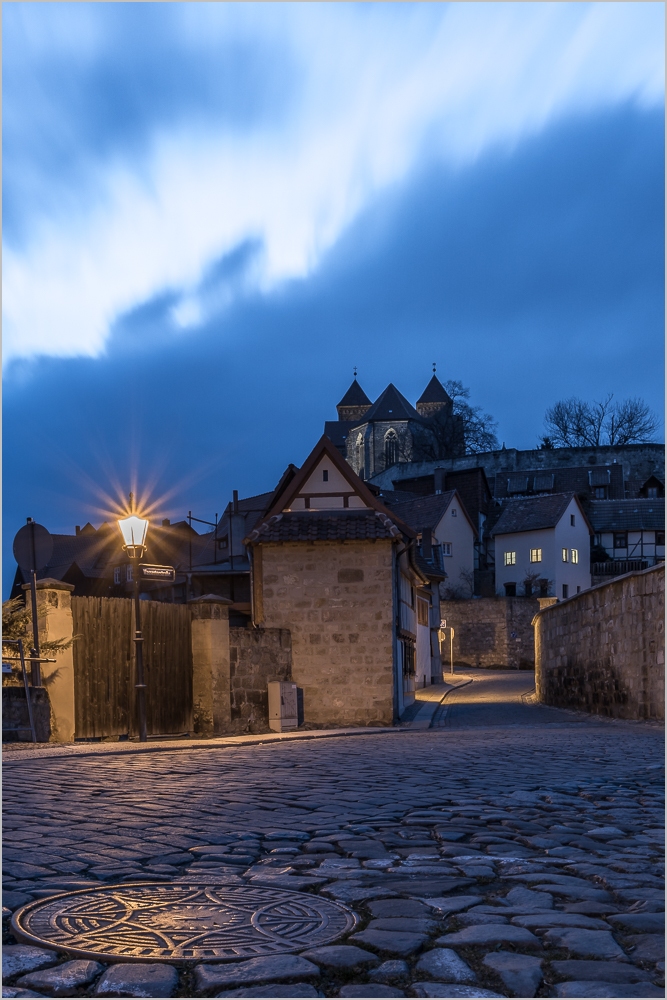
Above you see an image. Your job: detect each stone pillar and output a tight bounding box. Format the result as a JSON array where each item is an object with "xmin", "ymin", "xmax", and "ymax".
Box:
[
  {"xmin": 23, "ymin": 579, "xmax": 76, "ymax": 743},
  {"xmin": 189, "ymin": 595, "xmax": 233, "ymax": 735}
]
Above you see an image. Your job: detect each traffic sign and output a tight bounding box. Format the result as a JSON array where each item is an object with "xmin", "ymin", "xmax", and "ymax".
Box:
[{"xmin": 13, "ymin": 522, "xmax": 53, "ymax": 574}]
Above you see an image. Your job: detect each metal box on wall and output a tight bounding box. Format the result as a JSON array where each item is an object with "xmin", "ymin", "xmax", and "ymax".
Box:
[{"xmin": 268, "ymin": 680, "xmax": 298, "ymax": 732}]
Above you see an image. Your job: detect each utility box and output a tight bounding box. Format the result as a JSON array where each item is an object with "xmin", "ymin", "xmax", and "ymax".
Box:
[{"xmin": 268, "ymin": 681, "xmax": 298, "ymax": 732}]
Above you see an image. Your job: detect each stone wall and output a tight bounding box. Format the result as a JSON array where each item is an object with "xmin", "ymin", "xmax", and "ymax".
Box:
[
  {"xmin": 2, "ymin": 687, "xmax": 51, "ymax": 742},
  {"xmin": 440, "ymin": 597, "xmax": 539, "ymax": 669},
  {"xmin": 534, "ymin": 565, "xmax": 664, "ymax": 720},
  {"xmin": 257, "ymin": 540, "xmax": 396, "ymax": 726},
  {"xmin": 229, "ymin": 626, "xmax": 292, "ymax": 733}
]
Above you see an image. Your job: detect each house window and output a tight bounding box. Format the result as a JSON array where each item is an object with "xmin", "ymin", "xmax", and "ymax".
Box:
[
  {"xmin": 571, "ymin": 549, "xmax": 579, "ymax": 564},
  {"xmin": 530, "ymin": 548, "xmax": 542, "ymax": 563},
  {"xmin": 417, "ymin": 597, "xmax": 430, "ymax": 626},
  {"xmin": 323, "ymin": 469, "xmax": 329, "ymax": 482},
  {"xmin": 562, "ymin": 584, "xmax": 569, "ymax": 599},
  {"xmin": 432, "ymin": 544, "xmax": 442, "ymax": 567},
  {"xmin": 647, "ymin": 487, "xmax": 658, "ymax": 498},
  {"xmin": 126, "ymin": 565, "xmax": 133, "ymax": 582},
  {"xmin": 402, "ymin": 638, "xmax": 415, "ymax": 677},
  {"xmin": 218, "ymin": 535, "xmax": 229, "ymax": 550},
  {"xmin": 570, "ymin": 514, "xmax": 576, "ymax": 526},
  {"xmin": 613, "ymin": 532, "xmax": 628, "ymax": 549},
  {"xmin": 384, "ymin": 430, "xmax": 399, "ymax": 468},
  {"xmin": 504, "ymin": 583, "xmax": 516, "ymax": 597},
  {"xmin": 594, "ymin": 487, "xmax": 608, "ymax": 499},
  {"xmin": 656, "ymin": 531, "xmax": 665, "ymax": 547},
  {"xmin": 113, "ymin": 567, "xmax": 121, "ymax": 585},
  {"xmin": 451, "ymin": 508, "xmax": 457, "ymax": 517},
  {"xmin": 410, "ymin": 586, "xmax": 415, "ymax": 609},
  {"xmin": 504, "ymin": 551, "xmax": 516, "ymax": 566},
  {"xmin": 442, "ymin": 543, "xmax": 452, "ymax": 557},
  {"xmin": 562, "ymin": 548, "xmax": 569, "ymax": 562}
]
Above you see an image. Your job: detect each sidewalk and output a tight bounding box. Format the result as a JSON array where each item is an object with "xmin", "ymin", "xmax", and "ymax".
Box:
[{"xmin": 399, "ymin": 674, "xmax": 473, "ymax": 730}]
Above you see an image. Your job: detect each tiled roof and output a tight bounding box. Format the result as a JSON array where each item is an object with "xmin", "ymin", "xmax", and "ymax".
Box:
[
  {"xmin": 382, "ymin": 492, "xmax": 457, "ymax": 531},
  {"xmin": 491, "ymin": 464, "xmax": 625, "ymax": 500},
  {"xmin": 491, "ymin": 493, "xmax": 576, "ymax": 535},
  {"xmin": 360, "ymin": 384, "xmax": 420, "ymax": 423},
  {"xmin": 248, "ymin": 510, "xmax": 401, "ymax": 543},
  {"xmin": 588, "ymin": 499, "xmax": 665, "ymax": 532},
  {"xmin": 337, "ymin": 379, "xmax": 371, "ymax": 408},
  {"xmin": 417, "ymin": 375, "xmax": 451, "ymax": 405}
]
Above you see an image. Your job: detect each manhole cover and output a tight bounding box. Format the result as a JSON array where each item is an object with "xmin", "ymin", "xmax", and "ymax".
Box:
[{"xmin": 12, "ymin": 882, "xmax": 357, "ymax": 962}]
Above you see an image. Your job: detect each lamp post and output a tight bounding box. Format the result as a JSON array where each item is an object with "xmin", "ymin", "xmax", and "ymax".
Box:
[{"xmin": 118, "ymin": 500, "xmax": 149, "ymax": 742}]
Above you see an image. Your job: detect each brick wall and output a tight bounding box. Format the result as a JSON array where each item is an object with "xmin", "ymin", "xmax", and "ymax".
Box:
[
  {"xmin": 534, "ymin": 565, "xmax": 664, "ymax": 720},
  {"xmin": 258, "ymin": 540, "xmax": 396, "ymax": 726},
  {"xmin": 228, "ymin": 627, "xmax": 292, "ymax": 734},
  {"xmin": 440, "ymin": 597, "xmax": 539, "ymax": 669}
]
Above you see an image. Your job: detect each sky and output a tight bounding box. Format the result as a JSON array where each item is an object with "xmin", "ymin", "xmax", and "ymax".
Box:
[{"xmin": 3, "ymin": 1, "xmax": 664, "ymax": 594}]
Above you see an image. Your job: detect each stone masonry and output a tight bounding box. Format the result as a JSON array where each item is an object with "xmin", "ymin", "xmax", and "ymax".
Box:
[
  {"xmin": 534, "ymin": 564, "xmax": 664, "ymax": 719},
  {"xmin": 440, "ymin": 596, "xmax": 539, "ymax": 670},
  {"xmin": 258, "ymin": 539, "xmax": 396, "ymax": 727},
  {"xmin": 229, "ymin": 626, "xmax": 292, "ymax": 732}
]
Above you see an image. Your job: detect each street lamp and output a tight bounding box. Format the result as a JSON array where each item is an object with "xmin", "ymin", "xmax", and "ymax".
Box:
[{"xmin": 118, "ymin": 499, "xmax": 149, "ymax": 742}]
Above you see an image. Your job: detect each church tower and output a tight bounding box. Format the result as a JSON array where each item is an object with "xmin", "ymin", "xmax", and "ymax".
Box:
[
  {"xmin": 416, "ymin": 374, "xmax": 453, "ymax": 418},
  {"xmin": 336, "ymin": 377, "xmax": 372, "ymax": 423}
]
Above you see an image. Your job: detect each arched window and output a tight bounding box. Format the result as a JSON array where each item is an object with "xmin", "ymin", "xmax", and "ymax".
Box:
[
  {"xmin": 356, "ymin": 434, "xmax": 365, "ymax": 478},
  {"xmin": 384, "ymin": 429, "xmax": 399, "ymax": 468}
]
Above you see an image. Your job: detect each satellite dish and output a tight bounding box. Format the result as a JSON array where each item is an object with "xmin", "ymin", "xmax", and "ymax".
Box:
[{"xmin": 13, "ymin": 522, "xmax": 53, "ymax": 574}]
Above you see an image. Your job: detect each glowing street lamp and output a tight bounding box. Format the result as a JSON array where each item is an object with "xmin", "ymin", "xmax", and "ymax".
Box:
[{"xmin": 118, "ymin": 495, "xmax": 149, "ymax": 742}]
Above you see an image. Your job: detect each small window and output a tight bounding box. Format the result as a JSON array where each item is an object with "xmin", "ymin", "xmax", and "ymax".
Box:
[
  {"xmin": 504, "ymin": 551, "xmax": 516, "ymax": 566},
  {"xmin": 647, "ymin": 486, "xmax": 658, "ymax": 498},
  {"xmin": 530, "ymin": 548, "xmax": 542, "ymax": 563},
  {"xmin": 451, "ymin": 508, "xmax": 457, "ymax": 517},
  {"xmin": 113, "ymin": 567, "xmax": 121, "ymax": 585},
  {"xmin": 562, "ymin": 584, "xmax": 569, "ymax": 599},
  {"xmin": 562, "ymin": 548, "xmax": 569, "ymax": 563},
  {"xmin": 504, "ymin": 583, "xmax": 516, "ymax": 597},
  {"xmin": 417, "ymin": 597, "xmax": 429, "ymax": 626},
  {"xmin": 323, "ymin": 469, "xmax": 329, "ymax": 482},
  {"xmin": 570, "ymin": 514, "xmax": 576, "ymax": 526},
  {"xmin": 656, "ymin": 531, "xmax": 665, "ymax": 546},
  {"xmin": 577, "ymin": 586, "xmax": 581, "ymax": 593},
  {"xmin": 218, "ymin": 535, "xmax": 229, "ymax": 550},
  {"xmin": 594, "ymin": 487, "xmax": 608, "ymax": 499},
  {"xmin": 442, "ymin": 543, "xmax": 452, "ymax": 557},
  {"xmin": 613, "ymin": 532, "xmax": 628, "ymax": 549},
  {"xmin": 432, "ymin": 544, "xmax": 442, "ymax": 567},
  {"xmin": 126, "ymin": 565, "xmax": 133, "ymax": 582},
  {"xmin": 571, "ymin": 549, "xmax": 578, "ymax": 564}
]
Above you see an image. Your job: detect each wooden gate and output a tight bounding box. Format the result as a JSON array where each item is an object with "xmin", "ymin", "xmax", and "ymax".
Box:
[{"xmin": 72, "ymin": 597, "xmax": 193, "ymax": 738}]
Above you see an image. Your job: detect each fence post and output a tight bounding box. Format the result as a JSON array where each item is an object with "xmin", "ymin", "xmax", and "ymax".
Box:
[
  {"xmin": 22, "ymin": 578, "xmax": 76, "ymax": 742},
  {"xmin": 189, "ymin": 595, "xmax": 233, "ymax": 735}
]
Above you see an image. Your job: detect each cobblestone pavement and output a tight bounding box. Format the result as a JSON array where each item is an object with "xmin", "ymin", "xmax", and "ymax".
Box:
[{"xmin": 3, "ymin": 669, "xmax": 664, "ymax": 999}]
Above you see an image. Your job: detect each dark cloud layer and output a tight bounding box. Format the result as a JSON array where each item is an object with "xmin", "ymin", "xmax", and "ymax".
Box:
[{"xmin": 4, "ymin": 103, "xmax": 664, "ymax": 594}]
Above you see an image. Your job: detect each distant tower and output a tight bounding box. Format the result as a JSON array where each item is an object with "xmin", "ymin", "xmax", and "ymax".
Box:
[
  {"xmin": 416, "ymin": 373, "xmax": 453, "ymax": 418},
  {"xmin": 336, "ymin": 374, "xmax": 372, "ymax": 423}
]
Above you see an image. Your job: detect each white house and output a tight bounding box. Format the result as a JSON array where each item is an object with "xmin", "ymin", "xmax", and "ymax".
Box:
[{"xmin": 492, "ymin": 493, "xmax": 592, "ymax": 600}]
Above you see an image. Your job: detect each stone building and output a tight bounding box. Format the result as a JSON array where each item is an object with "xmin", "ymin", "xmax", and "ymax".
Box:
[{"xmin": 245, "ymin": 435, "xmax": 443, "ymax": 726}]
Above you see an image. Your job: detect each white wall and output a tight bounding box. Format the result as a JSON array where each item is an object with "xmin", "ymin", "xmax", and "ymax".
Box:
[
  {"xmin": 434, "ymin": 496, "xmax": 475, "ymax": 595},
  {"xmin": 495, "ymin": 497, "xmax": 591, "ymax": 598}
]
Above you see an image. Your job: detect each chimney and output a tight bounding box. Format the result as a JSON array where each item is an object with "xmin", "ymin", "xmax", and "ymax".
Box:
[
  {"xmin": 434, "ymin": 468, "xmax": 446, "ymax": 495},
  {"xmin": 75, "ymin": 525, "xmax": 81, "ymax": 535},
  {"xmin": 421, "ymin": 528, "xmax": 433, "ymax": 560},
  {"xmin": 233, "ymin": 490, "xmax": 239, "ymax": 514},
  {"xmin": 162, "ymin": 519, "xmax": 171, "ymax": 527}
]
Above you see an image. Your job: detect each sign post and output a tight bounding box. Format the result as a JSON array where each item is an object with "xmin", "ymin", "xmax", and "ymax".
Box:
[{"xmin": 13, "ymin": 520, "xmax": 54, "ymax": 687}]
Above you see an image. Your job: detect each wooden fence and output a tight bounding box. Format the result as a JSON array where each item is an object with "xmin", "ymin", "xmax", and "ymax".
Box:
[{"xmin": 72, "ymin": 597, "xmax": 193, "ymax": 739}]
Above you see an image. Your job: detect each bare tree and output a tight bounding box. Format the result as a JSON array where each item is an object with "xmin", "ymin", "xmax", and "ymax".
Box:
[
  {"xmin": 444, "ymin": 380, "xmax": 499, "ymax": 454},
  {"xmin": 412, "ymin": 381, "xmax": 499, "ymax": 461},
  {"xmin": 544, "ymin": 395, "xmax": 659, "ymax": 448}
]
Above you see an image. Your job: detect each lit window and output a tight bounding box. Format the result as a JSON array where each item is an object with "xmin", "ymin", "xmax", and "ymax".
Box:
[
  {"xmin": 323, "ymin": 469, "xmax": 329, "ymax": 482},
  {"xmin": 562, "ymin": 548, "xmax": 569, "ymax": 562},
  {"xmin": 442, "ymin": 543, "xmax": 452, "ymax": 557},
  {"xmin": 570, "ymin": 514, "xmax": 576, "ymax": 526},
  {"xmin": 126, "ymin": 565, "xmax": 133, "ymax": 581},
  {"xmin": 530, "ymin": 548, "xmax": 542, "ymax": 563},
  {"xmin": 113, "ymin": 567, "xmax": 121, "ymax": 585},
  {"xmin": 451, "ymin": 508, "xmax": 457, "ymax": 517},
  {"xmin": 571, "ymin": 549, "xmax": 578, "ymax": 564},
  {"xmin": 504, "ymin": 551, "xmax": 516, "ymax": 566}
]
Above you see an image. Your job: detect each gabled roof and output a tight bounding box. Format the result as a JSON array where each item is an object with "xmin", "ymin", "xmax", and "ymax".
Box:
[
  {"xmin": 588, "ymin": 499, "xmax": 665, "ymax": 533},
  {"xmin": 248, "ymin": 435, "xmax": 416, "ymax": 542},
  {"xmin": 359, "ymin": 384, "xmax": 420, "ymax": 423},
  {"xmin": 492, "ymin": 493, "xmax": 592, "ymax": 536},
  {"xmin": 337, "ymin": 379, "xmax": 371, "ymax": 408},
  {"xmin": 417, "ymin": 375, "xmax": 452, "ymax": 406},
  {"xmin": 248, "ymin": 510, "xmax": 401, "ymax": 544},
  {"xmin": 383, "ymin": 490, "xmax": 477, "ymax": 538}
]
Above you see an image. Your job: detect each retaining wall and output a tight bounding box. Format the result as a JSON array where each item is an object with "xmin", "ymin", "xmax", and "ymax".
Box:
[
  {"xmin": 229, "ymin": 627, "xmax": 292, "ymax": 732},
  {"xmin": 534, "ymin": 564, "xmax": 664, "ymax": 719},
  {"xmin": 440, "ymin": 597, "xmax": 539, "ymax": 669}
]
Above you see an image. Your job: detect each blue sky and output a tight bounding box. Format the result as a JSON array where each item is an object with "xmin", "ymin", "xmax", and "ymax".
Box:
[{"xmin": 3, "ymin": 2, "xmax": 664, "ymax": 594}]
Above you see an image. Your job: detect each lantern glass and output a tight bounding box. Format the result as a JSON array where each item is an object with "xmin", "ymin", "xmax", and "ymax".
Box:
[{"xmin": 118, "ymin": 515, "xmax": 149, "ymax": 553}]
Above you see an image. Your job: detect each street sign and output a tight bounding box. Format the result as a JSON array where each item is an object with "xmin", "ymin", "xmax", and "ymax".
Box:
[
  {"xmin": 13, "ymin": 522, "xmax": 53, "ymax": 573},
  {"xmin": 440, "ymin": 619, "xmax": 447, "ymax": 629},
  {"xmin": 139, "ymin": 564, "xmax": 176, "ymax": 582}
]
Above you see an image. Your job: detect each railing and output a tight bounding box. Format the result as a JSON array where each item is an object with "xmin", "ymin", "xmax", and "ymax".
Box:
[{"xmin": 592, "ymin": 560, "xmax": 649, "ymax": 576}]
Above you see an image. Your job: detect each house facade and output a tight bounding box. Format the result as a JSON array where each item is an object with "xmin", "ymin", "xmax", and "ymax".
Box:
[
  {"xmin": 493, "ymin": 493, "xmax": 592, "ymax": 600},
  {"xmin": 245, "ymin": 436, "xmax": 439, "ymax": 725},
  {"xmin": 589, "ymin": 498, "xmax": 665, "ymax": 583}
]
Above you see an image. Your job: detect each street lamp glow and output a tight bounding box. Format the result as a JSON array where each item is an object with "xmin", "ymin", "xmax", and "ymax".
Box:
[{"xmin": 118, "ymin": 515, "xmax": 149, "ymax": 556}]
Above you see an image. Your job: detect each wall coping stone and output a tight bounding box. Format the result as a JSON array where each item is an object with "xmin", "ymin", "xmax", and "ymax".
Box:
[
  {"xmin": 532, "ymin": 563, "xmax": 664, "ymax": 623},
  {"xmin": 188, "ymin": 595, "xmax": 234, "ymax": 605},
  {"xmin": 22, "ymin": 579, "xmax": 75, "ymax": 593}
]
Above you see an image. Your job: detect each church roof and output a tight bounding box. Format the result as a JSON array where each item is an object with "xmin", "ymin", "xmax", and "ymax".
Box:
[
  {"xmin": 361, "ymin": 384, "xmax": 420, "ymax": 423},
  {"xmin": 417, "ymin": 375, "xmax": 452, "ymax": 405},
  {"xmin": 337, "ymin": 378, "xmax": 371, "ymax": 408}
]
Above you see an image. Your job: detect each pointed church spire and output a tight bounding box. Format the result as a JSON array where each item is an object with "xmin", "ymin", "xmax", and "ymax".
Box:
[
  {"xmin": 336, "ymin": 374, "xmax": 372, "ymax": 422},
  {"xmin": 416, "ymin": 373, "xmax": 452, "ymax": 417}
]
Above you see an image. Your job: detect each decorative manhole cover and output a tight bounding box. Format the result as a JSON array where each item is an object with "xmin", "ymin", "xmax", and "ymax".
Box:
[{"xmin": 12, "ymin": 882, "xmax": 357, "ymax": 962}]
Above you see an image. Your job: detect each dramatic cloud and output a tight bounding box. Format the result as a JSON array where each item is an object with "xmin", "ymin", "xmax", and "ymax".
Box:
[{"xmin": 3, "ymin": 2, "xmax": 663, "ymax": 359}]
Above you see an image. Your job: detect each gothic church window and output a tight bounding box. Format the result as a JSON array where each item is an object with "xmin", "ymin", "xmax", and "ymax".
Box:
[{"xmin": 384, "ymin": 429, "xmax": 399, "ymax": 467}]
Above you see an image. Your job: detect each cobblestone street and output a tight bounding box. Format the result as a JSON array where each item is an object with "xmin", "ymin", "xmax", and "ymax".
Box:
[{"xmin": 3, "ymin": 669, "xmax": 664, "ymax": 999}]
